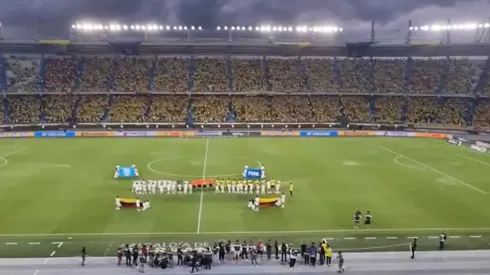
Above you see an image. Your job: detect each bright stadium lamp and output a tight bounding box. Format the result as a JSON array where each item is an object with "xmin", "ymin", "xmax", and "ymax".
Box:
[
  {"xmin": 224, "ymin": 26, "xmax": 228, "ymax": 30},
  {"xmin": 216, "ymin": 26, "xmax": 221, "ymax": 30},
  {"xmin": 191, "ymin": 26, "xmax": 195, "ymax": 30},
  {"xmin": 485, "ymin": 23, "xmax": 490, "ymax": 28},
  {"xmin": 248, "ymin": 26, "xmax": 253, "ymax": 31},
  {"xmin": 184, "ymin": 26, "xmax": 188, "ymax": 30},
  {"xmin": 231, "ymin": 26, "xmax": 235, "ymax": 30},
  {"xmin": 198, "ymin": 26, "xmax": 202, "ymax": 30},
  {"xmin": 178, "ymin": 25, "xmax": 183, "ymax": 30},
  {"xmin": 288, "ymin": 26, "xmax": 293, "ymax": 32},
  {"xmin": 255, "ymin": 26, "xmax": 260, "ymax": 31},
  {"xmin": 71, "ymin": 24, "xmax": 76, "ymax": 29}
]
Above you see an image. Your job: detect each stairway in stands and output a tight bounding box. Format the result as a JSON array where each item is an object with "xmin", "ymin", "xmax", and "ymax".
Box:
[
  {"xmin": 332, "ymin": 58, "xmax": 342, "ymax": 89},
  {"xmin": 437, "ymin": 57, "xmax": 451, "ymax": 93},
  {"xmin": 226, "ymin": 57, "xmax": 233, "ymax": 92},
  {"xmin": 74, "ymin": 57, "xmax": 84, "ymax": 91},
  {"xmin": 403, "ymin": 58, "xmax": 414, "ymax": 92},
  {"xmin": 70, "ymin": 96, "xmax": 82, "ymax": 125},
  {"xmin": 148, "ymin": 59, "xmax": 156, "ymax": 91},
  {"xmin": 368, "ymin": 96, "xmax": 375, "ymax": 121},
  {"xmin": 262, "ymin": 57, "xmax": 272, "ymax": 91},
  {"xmin": 189, "ymin": 57, "xmax": 196, "ymax": 93},
  {"xmin": 38, "ymin": 55, "xmax": 48, "ymax": 93},
  {"xmin": 0, "ymin": 56, "xmax": 7, "ymax": 92},
  {"xmin": 101, "ymin": 95, "xmax": 114, "ymax": 122},
  {"xmin": 472, "ymin": 56, "xmax": 490, "ymax": 95},
  {"xmin": 39, "ymin": 95, "xmax": 47, "ymax": 123},
  {"xmin": 466, "ymin": 98, "xmax": 477, "ymax": 126},
  {"xmin": 2, "ymin": 97, "xmax": 9, "ymax": 123},
  {"xmin": 143, "ymin": 95, "xmax": 152, "ymax": 121},
  {"xmin": 105, "ymin": 59, "xmax": 119, "ymax": 92}
]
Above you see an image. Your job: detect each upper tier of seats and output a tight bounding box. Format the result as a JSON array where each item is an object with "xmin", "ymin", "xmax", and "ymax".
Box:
[{"xmin": 2, "ymin": 56, "xmax": 489, "ymax": 95}]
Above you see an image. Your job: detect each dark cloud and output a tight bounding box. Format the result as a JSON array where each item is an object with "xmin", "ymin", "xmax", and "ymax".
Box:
[{"xmin": 0, "ymin": 0, "xmax": 488, "ymax": 41}]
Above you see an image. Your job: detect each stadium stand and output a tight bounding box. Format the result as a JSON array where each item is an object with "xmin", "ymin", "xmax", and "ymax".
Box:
[
  {"xmin": 153, "ymin": 58, "xmax": 189, "ymax": 93},
  {"xmin": 44, "ymin": 57, "xmax": 77, "ymax": 93},
  {"xmin": 3, "ymin": 56, "xmax": 490, "ymax": 129},
  {"xmin": 5, "ymin": 56, "xmax": 40, "ymax": 93}
]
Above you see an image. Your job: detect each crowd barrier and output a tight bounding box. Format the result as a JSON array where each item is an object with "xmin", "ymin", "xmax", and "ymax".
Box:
[{"xmin": 0, "ymin": 130, "xmax": 453, "ymax": 139}]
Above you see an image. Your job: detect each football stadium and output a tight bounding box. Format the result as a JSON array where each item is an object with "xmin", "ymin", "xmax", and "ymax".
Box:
[{"xmin": 1, "ymin": 7, "xmax": 490, "ymax": 274}]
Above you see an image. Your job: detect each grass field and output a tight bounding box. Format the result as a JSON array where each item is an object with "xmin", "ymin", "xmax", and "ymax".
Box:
[{"xmin": 0, "ymin": 137, "xmax": 490, "ymax": 258}]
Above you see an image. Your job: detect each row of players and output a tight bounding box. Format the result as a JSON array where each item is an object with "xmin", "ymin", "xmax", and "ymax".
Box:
[{"xmin": 131, "ymin": 178, "xmax": 284, "ymax": 195}]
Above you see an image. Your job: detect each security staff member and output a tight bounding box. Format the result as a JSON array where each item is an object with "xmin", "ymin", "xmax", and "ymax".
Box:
[
  {"xmin": 289, "ymin": 182, "xmax": 294, "ymax": 196},
  {"xmin": 410, "ymin": 238, "xmax": 417, "ymax": 259}
]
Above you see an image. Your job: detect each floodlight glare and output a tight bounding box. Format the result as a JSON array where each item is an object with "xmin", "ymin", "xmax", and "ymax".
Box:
[
  {"xmin": 255, "ymin": 26, "xmax": 260, "ymax": 31},
  {"xmin": 191, "ymin": 26, "xmax": 195, "ymax": 30},
  {"xmin": 224, "ymin": 26, "xmax": 228, "ymax": 30},
  {"xmin": 485, "ymin": 23, "xmax": 490, "ymax": 28},
  {"xmin": 198, "ymin": 26, "xmax": 202, "ymax": 30}
]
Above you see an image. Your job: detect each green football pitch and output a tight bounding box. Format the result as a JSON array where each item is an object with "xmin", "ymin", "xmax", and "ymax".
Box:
[{"xmin": 0, "ymin": 137, "xmax": 490, "ymax": 258}]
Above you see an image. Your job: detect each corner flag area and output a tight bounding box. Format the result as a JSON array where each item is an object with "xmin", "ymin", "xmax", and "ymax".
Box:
[{"xmin": 0, "ymin": 137, "xmax": 489, "ymax": 258}]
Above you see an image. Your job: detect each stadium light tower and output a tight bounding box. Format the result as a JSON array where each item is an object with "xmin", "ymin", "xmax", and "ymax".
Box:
[
  {"xmin": 215, "ymin": 24, "xmax": 343, "ymax": 42},
  {"xmin": 70, "ymin": 21, "xmax": 202, "ymax": 41},
  {"xmin": 408, "ymin": 18, "xmax": 490, "ymax": 44}
]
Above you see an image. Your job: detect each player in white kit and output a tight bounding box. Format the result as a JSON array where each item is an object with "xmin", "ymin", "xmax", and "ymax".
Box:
[
  {"xmin": 280, "ymin": 193, "xmax": 286, "ymax": 208},
  {"xmin": 254, "ymin": 196, "xmax": 260, "ymax": 211},
  {"xmin": 132, "ymin": 164, "xmax": 139, "ymax": 177},
  {"xmin": 260, "ymin": 180, "xmax": 266, "ymax": 194},
  {"xmin": 275, "ymin": 180, "xmax": 281, "ymax": 194},
  {"xmin": 183, "ymin": 181, "xmax": 188, "ymax": 194},
  {"xmin": 115, "ymin": 196, "xmax": 121, "ymax": 210},
  {"xmin": 114, "ymin": 165, "xmax": 120, "ymax": 179},
  {"xmin": 136, "ymin": 198, "xmax": 141, "ymax": 211},
  {"xmin": 187, "ymin": 181, "xmax": 192, "ymax": 194}
]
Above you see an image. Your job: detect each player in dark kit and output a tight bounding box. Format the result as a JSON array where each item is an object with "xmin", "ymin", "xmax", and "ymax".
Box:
[
  {"xmin": 410, "ymin": 238, "xmax": 417, "ymax": 259},
  {"xmin": 81, "ymin": 247, "xmax": 86, "ymax": 266},
  {"xmin": 439, "ymin": 232, "xmax": 447, "ymax": 250},
  {"xmin": 364, "ymin": 211, "xmax": 372, "ymax": 228},
  {"xmin": 353, "ymin": 210, "xmax": 361, "ymax": 229}
]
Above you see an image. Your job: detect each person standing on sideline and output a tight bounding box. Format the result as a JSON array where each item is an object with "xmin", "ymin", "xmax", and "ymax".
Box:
[
  {"xmin": 266, "ymin": 240, "xmax": 272, "ymax": 260},
  {"xmin": 326, "ymin": 244, "xmax": 333, "ymax": 266},
  {"xmin": 319, "ymin": 241, "xmax": 326, "ymax": 265},
  {"xmin": 439, "ymin": 232, "xmax": 447, "ymax": 250},
  {"xmin": 289, "ymin": 248, "xmax": 297, "ymax": 269},
  {"xmin": 289, "ymin": 182, "xmax": 293, "ymax": 196},
  {"xmin": 117, "ymin": 248, "xmax": 123, "ymax": 266},
  {"xmin": 124, "ymin": 244, "xmax": 131, "ymax": 266},
  {"xmin": 190, "ymin": 253, "xmax": 199, "ymax": 273},
  {"xmin": 250, "ymin": 247, "xmax": 258, "ymax": 266},
  {"xmin": 410, "ymin": 238, "xmax": 417, "ymax": 259},
  {"xmin": 274, "ymin": 240, "xmax": 279, "ymax": 260},
  {"xmin": 309, "ymin": 243, "xmax": 317, "ymax": 267},
  {"xmin": 281, "ymin": 242, "xmax": 288, "ymax": 262},
  {"xmin": 81, "ymin": 247, "xmax": 86, "ymax": 266},
  {"xmin": 337, "ymin": 252, "xmax": 345, "ymax": 273}
]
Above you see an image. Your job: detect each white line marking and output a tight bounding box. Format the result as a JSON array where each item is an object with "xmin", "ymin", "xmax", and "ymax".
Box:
[
  {"xmin": 1, "ymin": 227, "xmax": 490, "ymax": 237},
  {"xmin": 5, "ymin": 242, "xmax": 17, "ymax": 245},
  {"xmin": 394, "ymin": 156, "xmax": 426, "ymax": 171},
  {"xmin": 43, "ymin": 258, "xmax": 49, "ymax": 264},
  {"xmin": 428, "ymin": 236, "xmax": 439, "ymax": 239},
  {"xmin": 458, "ymin": 154, "xmax": 490, "ymax": 167},
  {"xmin": 0, "ymin": 147, "xmax": 28, "ymax": 169},
  {"xmin": 196, "ymin": 139, "xmax": 209, "ymax": 234},
  {"xmin": 49, "ymin": 251, "xmax": 56, "ymax": 257},
  {"xmin": 407, "ymin": 237, "xmax": 418, "ymax": 239},
  {"xmin": 57, "ymin": 242, "xmax": 63, "ymax": 248},
  {"xmin": 343, "ymin": 237, "xmax": 355, "ymax": 240},
  {"xmin": 365, "ymin": 237, "xmax": 377, "ymax": 240},
  {"xmin": 386, "ymin": 237, "xmax": 398, "ymax": 239},
  {"xmin": 380, "ymin": 146, "xmax": 487, "ymax": 194},
  {"xmin": 449, "ymin": 236, "xmax": 460, "ymax": 239},
  {"xmin": 323, "ymin": 237, "xmax": 334, "ymax": 240},
  {"xmin": 470, "ymin": 235, "xmax": 482, "ymax": 238},
  {"xmin": 33, "ymin": 269, "xmax": 39, "ymax": 275},
  {"xmin": 29, "ymin": 242, "xmax": 41, "ymax": 245}
]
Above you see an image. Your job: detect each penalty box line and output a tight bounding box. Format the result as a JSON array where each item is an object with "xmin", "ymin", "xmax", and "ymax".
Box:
[
  {"xmin": 380, "ymin": 146, "xmax": 487, "ymax": 194},
  {"xmin": 3, "ymin": 227, "xmax": 490, "ymax": 237}
]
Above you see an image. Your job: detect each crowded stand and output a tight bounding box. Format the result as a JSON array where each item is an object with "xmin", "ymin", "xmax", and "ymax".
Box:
[
  {"xmin": 43, "ymin": 95, "xmax": 76, "ymax": 123},
  {"xmin": 268, "ymin": 96, "xmax": 312, "ymax": 122},
  {"xmin": 76, "ymin": 95, "xmax": 108, "ymax": 123},
  {"xmin": 267, "ymin": 58, "xmax": 307, "ymax": 93},
  {"xmin": 190, "ymin": 96, "xmax": 229, "ymax": 123},
  {"xmin": 373, "ymin": 96, "xmax": 404, "ymax": 124},
  {"xmin": 8, "ymin": 95, "xmax": 41, "ymax": 124},
  {"xmin": 5, "ymin": 56, "xmax": 40, "ymax": 93},
  {"xmin": 153, "ymin": 58, "xmax": 189, "ymax": 93},
  {"xmin": 193, "ymin": 58, "xmax": 229, "ymax": 93},
  {"xmin": 373, "ymin": 59, "xmax": 405, "ymax": 94},
  {"xmin": 231, "ymin": 59, "xmax": 265, "ymax": 93},
  {"xmin": 338, "ymin": 59, "xmax": 373, "ymax": 93},
  {"xmin": 231, "ymin": 96, "xmax": 271, "ymax": 122},
  {"xmin": 473, "ymin": 100, "xmax": 490, "ymax": 127},
  {"xmin": 107, "ymin": 95, "xmax": 148, "ymax": 123},
  {"xmin": 407, "ymin": 59, "xmax": 444, "ymax": 94},
  {"xmin": 444, "ymin": 59, "xmax": 478, "ymax": 94},
  {"xmin": 113, "ymin": 58, "xmax": 152, "ymax": 93},
  {"xmin": 2, "ymin": 56, "xmax": 490, "ymax": 129},
  {"xmin": 147, "ymin": 95, "xmax": 189, "ymax": 122},
  {"xmin": 309, "ymin": 96, "xmax": 342, "ymax": 122},
  {"xmin": 79, "ymin": 57, "xmax": 116, "ymax": 93},
  {"xmin": 304, "ymin": 58, "xmax": 338, "ymax": 93},
  {"xmin": 44, "ymin": 57, "xmax": 78, "ymax": 93},
  {"xmin": 341, "ymin": 96, "xmax": 371, "ymax": 123}
]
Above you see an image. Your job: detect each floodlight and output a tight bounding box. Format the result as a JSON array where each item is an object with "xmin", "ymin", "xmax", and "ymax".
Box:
[
  {"xmin": 255, "ymin": 26, "xmax": 260, "ymax": 31},
  {"xmin": 216, "ymin": 26, "xmax": 221, "ymax": 30},
  {"xmin": 224, "ymin": 26, "xmax": 228, "ymax": 30},
  {"xmin": 71, "ymin": 24, "xmax": 76, "ymax": 29},
  {"xmin": 198, "ymin": 26, "xmax": 202, "ymax": 30},
  {"xmin": 191, "ymin": 26, "xmax": 195, "ymax": 30},
  {"xmin": 288, "ymin": 26, "xmax": 293, "ymax": 32},
  {"xmin": 241, "ymin": 26, "xmax": 245, "ymax": 31},
  {"xmin": 248, "ymin": 26, "xmax": 252, "ymax": 31},
  {"xmin": 485, "ymin": 23, "xmax": 490, "ymax": 28},
  {"xmin": 178, "ymin": 26, "xmax": 182, "ymax": 30},
  {"xmin": 173, "ymin": 26, "xmax": 177, "ymax": 30}
]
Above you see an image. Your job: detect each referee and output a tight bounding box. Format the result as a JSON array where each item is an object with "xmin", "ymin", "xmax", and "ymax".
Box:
[{"xmin": 289, "ymin": 182, "xmax": 293, "ymax": 196}]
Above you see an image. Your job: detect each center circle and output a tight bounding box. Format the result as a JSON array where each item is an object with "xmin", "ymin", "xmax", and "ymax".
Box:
[{"xmin": 147, "ymin": 155, "xmax": 262, "ymax": 178}]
